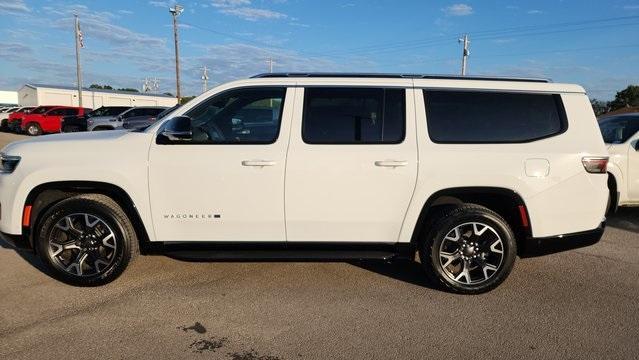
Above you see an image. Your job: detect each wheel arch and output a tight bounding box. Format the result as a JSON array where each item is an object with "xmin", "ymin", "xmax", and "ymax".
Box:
[
  {"xmin": 23, "ymin": 181, "xmax": 150, "ymax": 253},
  {"xmin": 606, "ymin": 163, "xmax": 624, "ymax": 205},
  {"xmin": 409, "ymin": 187, "xmax": 532, "ymax": 255}
]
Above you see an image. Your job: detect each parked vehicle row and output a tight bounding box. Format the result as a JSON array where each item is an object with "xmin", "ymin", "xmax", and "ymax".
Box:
[{"xmin": 0, "ymin": 105, "xmax": 175, "ymax": 136}]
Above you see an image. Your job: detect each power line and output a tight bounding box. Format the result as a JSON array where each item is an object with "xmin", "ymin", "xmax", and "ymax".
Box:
[
  {"xmin": 316, "ymin": 15, "xmax": 639, "ymax": 57},
  {"xmin": 181, "ymin": 15, "xmax": 639, "ymax": 60},
  {"xmin": 382, "ymin": 43, "xmax": 639, "ymax": 68}
]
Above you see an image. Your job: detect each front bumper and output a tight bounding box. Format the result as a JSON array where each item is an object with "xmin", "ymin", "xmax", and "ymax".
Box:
[
  {"xmin": 7, "ymin": 120, "xmax": 22, "ymax": 133},
  {"xmin": 521, "ymin": 221, "xmax": 605, "ymax": 257}
]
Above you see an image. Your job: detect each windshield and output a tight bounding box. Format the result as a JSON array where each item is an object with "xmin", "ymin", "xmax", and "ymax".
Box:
[
  {"xmin": 599, "ymin": 115, "xmax": 639, "ymax": 144},
  {"xmin": 89, "ymin": 106, "xmax": 131, "ymax": 117}
]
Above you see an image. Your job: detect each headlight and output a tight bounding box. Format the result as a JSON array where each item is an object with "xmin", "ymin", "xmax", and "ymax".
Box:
[{"xmin": 0, "ymin": 153, "xmax": 21, "ymax": 174}]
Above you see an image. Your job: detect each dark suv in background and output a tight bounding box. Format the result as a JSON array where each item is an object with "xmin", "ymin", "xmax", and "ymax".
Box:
[
  {"xmin": 62, "ymin": 106, "xmax": 131, "ymax": 133},
  {"xmin": 122, "ymin": 104, "xmax": 179, "ymax": 130},
  {"xmin": 87, "ymin": 106, "xmax": 167, "ymax": 131}
]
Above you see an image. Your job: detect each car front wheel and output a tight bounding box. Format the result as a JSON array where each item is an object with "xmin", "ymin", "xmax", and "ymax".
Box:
[
  {"xmin": 36, "ymin": 194, "xmax": 138, "ymax": 286},
  {"xmin": 419, "ymin": 204, "xmax": 517, "ymax": 294},
  {"xmin": 25, "ymin": 122, "xmax": 42, "ymax": 136}
]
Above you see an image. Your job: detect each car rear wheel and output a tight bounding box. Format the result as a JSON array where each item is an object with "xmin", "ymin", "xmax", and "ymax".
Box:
[
  {"xmin": 36, "ymin": 194, "xmax": 138, "ymax": 286},
  {"xmin": 25, "ymin": 122, "xmax": 42, "ymax": 136},
  {"xmin": 419, "ymin": 204, "xmax": 517, "ymax": 294}
]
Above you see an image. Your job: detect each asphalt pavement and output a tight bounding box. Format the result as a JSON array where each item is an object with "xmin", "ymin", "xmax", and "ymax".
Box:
[{"xmin": 0, "ymin": 132, "xmax": 637, "ymax": 359}]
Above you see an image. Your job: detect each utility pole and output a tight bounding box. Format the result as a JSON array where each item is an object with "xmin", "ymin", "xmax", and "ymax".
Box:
[
  {"xmin": 267, "ymin": 57, "xmax": 274, "ymax": 73},
  {"xmin": 458, "ymin": 34, "xmax": 470, "ymax": 76},
  {"xmin": 74, "ymin": 14, "xmax": 84, "ymax": 107},
  {"xmin": 201, "ymin": 66, "xmax": 209, "ymax": 93},
  {"xmin": 170, "ymin": 4, "xmax": 184, "ymax": 101}
]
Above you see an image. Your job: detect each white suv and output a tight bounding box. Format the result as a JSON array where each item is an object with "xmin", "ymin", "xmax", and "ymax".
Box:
[
  {"xmin": 599, "ymin": 113, "xmax": 639, "ymax": 210},
  {"xmin": 0, "ymin": 73, "xmax": 609, "ymax": 294}
]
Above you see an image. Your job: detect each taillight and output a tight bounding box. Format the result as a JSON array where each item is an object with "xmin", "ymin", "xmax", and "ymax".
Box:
[{"xmin": 582, "ymin": 157, "xmax": 608, "ymax": 174}]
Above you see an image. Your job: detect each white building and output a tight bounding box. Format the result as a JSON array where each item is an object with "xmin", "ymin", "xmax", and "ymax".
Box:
[
  {"xmin": 0, "ymin": 90, "xmax": 19, "ymax": 105},
  {"xmin": 18, "ymin": 84, "xmax": 178, "ymax": 109}
]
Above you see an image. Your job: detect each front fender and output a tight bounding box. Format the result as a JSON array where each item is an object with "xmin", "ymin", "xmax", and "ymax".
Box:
[{"xmin": 0, "ymin": 168, "xmax": 154, "ymax": 243}]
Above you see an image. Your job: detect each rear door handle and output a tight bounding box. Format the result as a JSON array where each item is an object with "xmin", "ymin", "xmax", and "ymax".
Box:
[
  {"xmin": 375, "ymin": 160, "xmax": 408, "ymax": 167},
  {"xmin": 242, "ymin": 160, "xmax": 276, "ymax": 167}
]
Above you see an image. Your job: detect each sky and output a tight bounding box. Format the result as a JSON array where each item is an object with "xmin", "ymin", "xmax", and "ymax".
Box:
[{"xmin": 0, "ymin": 0, "xmax": 638, "ymax": 100}]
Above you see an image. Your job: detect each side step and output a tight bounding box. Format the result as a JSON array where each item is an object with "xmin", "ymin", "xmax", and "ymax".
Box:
[{"xmin": 146, "ymin": 242, "xmax": 414, "ymax": 262}]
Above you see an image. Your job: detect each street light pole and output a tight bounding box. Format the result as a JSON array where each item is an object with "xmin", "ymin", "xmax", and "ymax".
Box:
[
  {"xmin": 170, "ymin": 4, "xmax": 184, "ymax": 101},
  {"xmin": 201, "ymin": 66, "xmax": 209, "ymax": 93},
  {"xmin": 459, "ymin": 34, "xmax": 470, "ymax": 76},
  {"xmin": 74, "ymin": 14, "xmax": 83, "ymax": 107}
]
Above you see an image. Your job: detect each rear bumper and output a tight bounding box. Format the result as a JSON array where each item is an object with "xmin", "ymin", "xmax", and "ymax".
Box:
[{"xmin": 521, "ymin": 221, "xmax": 605, "ymax": 257}]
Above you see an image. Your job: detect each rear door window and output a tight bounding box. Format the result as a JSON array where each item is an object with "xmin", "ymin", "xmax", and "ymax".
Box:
[
  {"xmin": 424, "ymin": 90, "xmax": 567, "ymax": 143},
  {"xmin": 302, "ymin": 87, "xmax": 405, "ymax": 144}
]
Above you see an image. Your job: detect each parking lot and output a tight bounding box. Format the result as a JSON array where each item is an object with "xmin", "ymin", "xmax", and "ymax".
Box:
[{"xmin": 0, "ymin": 132, "xmax": 637, "ymax": 360}]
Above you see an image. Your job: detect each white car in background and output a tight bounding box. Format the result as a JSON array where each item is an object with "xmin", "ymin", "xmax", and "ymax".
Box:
[
  {"xmin": 1, "ymin": 106, "xmax": 25, "ymax": 130},
  {"xmin": 599, "ymin": 113, "xmax": 639, "ymax": 210}
]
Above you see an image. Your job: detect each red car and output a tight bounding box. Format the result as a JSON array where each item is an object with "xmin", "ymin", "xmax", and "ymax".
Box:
[{"xmin": 19, "ymin": 106, "xmax": 90, "ymax": 136}]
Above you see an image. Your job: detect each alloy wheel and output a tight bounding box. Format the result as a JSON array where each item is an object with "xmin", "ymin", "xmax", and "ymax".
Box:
[
  {"xmin": 47, "ymin": 213, "xmax": 118, "ymax": 277},
  {"xmin": 438, "ymin": 222, "xmax": 505, "ymax": 286}
]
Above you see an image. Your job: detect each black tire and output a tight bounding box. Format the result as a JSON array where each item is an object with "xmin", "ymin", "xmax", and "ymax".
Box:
[
  {"xmin": 35, "ymin": 194, "xmax": 139, "ymax": 286},
  {"xmin": 25, "ymin": 122, "xmax": 42, "ymax": 136},
  {"xmin": 606, "ymin": 174, "xmax": 618, "ymax": 215},
  {"xmin": 63, "ymin": 125, "xmax": 80, "ymax": 133},
  {"xmin": 419, "ymin": 204, "xmax": 517, "ymax": 294}
]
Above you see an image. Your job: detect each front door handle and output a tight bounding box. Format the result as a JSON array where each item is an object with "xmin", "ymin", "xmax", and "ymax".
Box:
[
  {"xmin": 375, "ymin": 160, "xmax": 408, "ymax": 167},
  {"xmin": 242, "ymin": 160, "xmax": 276, "ymax": 167}
]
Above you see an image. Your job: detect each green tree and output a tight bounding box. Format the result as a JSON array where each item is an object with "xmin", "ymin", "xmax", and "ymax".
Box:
[
  {"xmin": 609, "ymin": 85, "xmax": 639, "ymax": 111},
  {"xmin": 88, "ymin": 84, "xmax": 113, "ymax": 90},
  {"xmin": 179, "ymin": 96, "xmax": 196, "ymax": 105},
  {"xmin": 117, "ymin": 88, "xmax": 139, "ymax": 93},
  {"xmin": 590, "ymin": 98, "xmax": 609, "ymax": 116}
]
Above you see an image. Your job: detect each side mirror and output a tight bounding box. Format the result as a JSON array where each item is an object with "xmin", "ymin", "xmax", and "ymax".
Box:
[
  {"xmin": 633, "ymin": 140, "xmax": 639, "ymax": 151},
  {"xmin": 158, "ymin": 116, "xmax": 192, "ymax": 143}
]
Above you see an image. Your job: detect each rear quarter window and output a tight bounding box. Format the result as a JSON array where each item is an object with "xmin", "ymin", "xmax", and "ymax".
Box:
[{"xmin": 424, "ymin": 90, "xmax": 567, "ymax": 143}]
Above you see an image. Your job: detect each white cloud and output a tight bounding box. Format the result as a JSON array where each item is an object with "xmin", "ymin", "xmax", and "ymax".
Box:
[
  {"xmin": 118, "ymin": 9, "xmax": 134, "ymax": 15},
  {"xmin": 44, "ymin": 6, "xmax": 167, "ymax": 52},
  {"xmin": 220, "ymin": 7, "xmax": 286, "ymax": 20},
  {"xmin": 442, "ymin": 3, "xmax": 473, "ymax": 16},
  {"xmin": 210, "ymin": 0, "xmax": 287, "ymax": 21},
  {"xmin": 148, "ymin": 1, "xmax": 176, "ymax": 8},
  {"xmin": 527, "ymin": 9, "xmax": 543, "ymax": 14},
  {"xmin": 0, "ymin": 0, "xmax": 30, "ymax": 14},
  {"xmin": 211, "ymin": 0, "xmax": 251, "ymax": 8}
]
